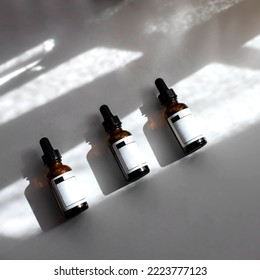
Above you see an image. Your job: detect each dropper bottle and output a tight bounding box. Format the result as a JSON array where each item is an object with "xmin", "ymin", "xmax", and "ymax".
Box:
[
  {"xmin": 155, "ymin": 78, "xmax": 207, "ymax": 154},
  {"xmin": 40, "ymin": 137, "xmax": 88, "ymax": 217},
  {"xmin": 100, "ymin": 105, "xmax": 150, "ymax": 182}
]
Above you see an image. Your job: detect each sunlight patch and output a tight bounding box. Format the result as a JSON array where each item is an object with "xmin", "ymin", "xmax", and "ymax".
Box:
[
  {"xmin": 145, "ymin": 0, "xmax": 243, "ymax": 35},
  {"xmin": 0, "ymin": 47, "xmax": 142, "ymax": 125},
  {"xmin": 171, "ymin": 63, "xmax": 260, "ymax": 144},
  {"xmin": 242, "ymin": 35, "xmax": 260, "ymax": 50}
]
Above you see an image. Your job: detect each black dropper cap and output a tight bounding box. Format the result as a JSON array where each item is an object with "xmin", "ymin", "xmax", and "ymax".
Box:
[
  {"xmin": 100, "ymin": 105, "xmax": 122, "ymax": 131},
  {"xmin": 155, "ymin": 78, "xmax": 177, "ymax": 106},
  {"xmin": 40, "ymin": 137, "xmax": 61, "ymax": 166}
]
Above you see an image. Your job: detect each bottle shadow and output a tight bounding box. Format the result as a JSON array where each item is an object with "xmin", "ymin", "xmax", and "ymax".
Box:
[
  {"xmin": 86, "ymin": 115, "xmax": 128, "ymax": 196},
  {"xmin": 140, "ymin": 87, "xmax": 184, "ymax": 167},
  {"xmin": 22, "ymin": 149, "xmax": 66, "ymax": 232}
]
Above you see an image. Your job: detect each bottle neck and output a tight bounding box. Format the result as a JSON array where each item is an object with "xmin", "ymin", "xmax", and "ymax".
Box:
[
  {"xmin": 108, "ymin": 126, "xmax": 123, "ymax": 135},
  {"xmin": 164, "ymin": 98, "xmax": 178, "ymax": 107},
  {"xmin": 47, "ymin": 160, "xmax": 63, "ymax": 169}
]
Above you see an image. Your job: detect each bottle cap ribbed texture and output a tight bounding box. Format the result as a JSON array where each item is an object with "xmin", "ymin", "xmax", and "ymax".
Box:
[
  {"xmin": 100, "ymin": 105, "xmax": 122, "ymax": 131},
  {"xmin": 155, "ymin": 78, "xmax": 177, "ymax": 106},
  {"xmin": 40, "ymin": 137, "xmax": 61, "ymax": 166}
]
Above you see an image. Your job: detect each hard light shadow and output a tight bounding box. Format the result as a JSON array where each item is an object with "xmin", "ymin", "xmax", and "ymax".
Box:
[
  {"xmin": 86, "ymin": 115, "xmax": 127, "ymax": 195},
  {"xmin": 0, "ymin": 0, "xmax": 260, "ymax": 256},
  {"xmin": 140, "ymin": 87, "xmax": 184, "ymax": 167},
  {"xmin": 22, "ymin": 149, "xmax": 66, "ymax": 231}
]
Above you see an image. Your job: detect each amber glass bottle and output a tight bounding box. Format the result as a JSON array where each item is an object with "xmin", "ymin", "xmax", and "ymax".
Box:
[
  {"xmin": 40, "ymin": 137, "xmax": 88, "ymax": 217},
  {"xmin": 155, "ymin": 78, "xmax": 207, "ymax": 154},
  {"xmin": 100, "ymin": 105, "xmax": 150, "ymax": 182}
]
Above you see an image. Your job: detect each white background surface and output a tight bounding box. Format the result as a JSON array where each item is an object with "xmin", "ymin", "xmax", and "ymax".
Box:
[{"xmin": 0, "ymin": 0, "xmax": 260, "ymax": 259}]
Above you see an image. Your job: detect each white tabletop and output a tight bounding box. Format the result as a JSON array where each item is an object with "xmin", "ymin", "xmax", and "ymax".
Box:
[{"xmin": 1, "ymin": 0, "xmax": 260, "ymax": 259}]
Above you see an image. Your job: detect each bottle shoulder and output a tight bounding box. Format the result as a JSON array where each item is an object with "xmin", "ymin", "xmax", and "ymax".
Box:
[
  {"xmin": 47, "ymin": 163, "xmax": 72, "ymax": 180},
  {"xmin": 108, "ymin": 129, "xmax": 131, "ymax": 145},
  {"xmin": 165, "ymin": 102, "xmax": 188, "ymax": 118}
]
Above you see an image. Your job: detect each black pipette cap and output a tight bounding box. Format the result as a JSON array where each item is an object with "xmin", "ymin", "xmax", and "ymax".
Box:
[
  {"xmin": 100, "ymin": 105, "xmax": 122, "ymax": 131},
  {"xmin": 40, "ymin": 137, "xmax": 61, "ymax": 166},
  {"xmin": 155, "ymin": 78, "xmax": 177, "ymax": 106}
]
